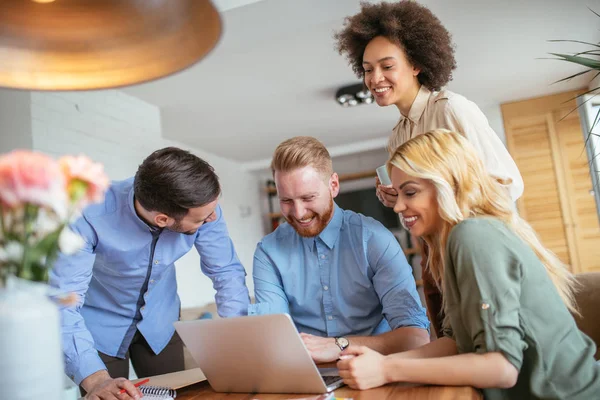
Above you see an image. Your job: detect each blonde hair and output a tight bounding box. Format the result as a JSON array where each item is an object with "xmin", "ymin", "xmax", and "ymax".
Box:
[
  {"xmin": 388, "ymin": 129, "xmax": 578, "ymax": 313},
  {"xmin": 271, "ymin": 136, "xmax": 333, "ymax": 178}
]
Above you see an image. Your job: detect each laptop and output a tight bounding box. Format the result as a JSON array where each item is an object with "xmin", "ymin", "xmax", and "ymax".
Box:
[{"xmin": 173, "ymin": 313, "xmax": 345, "ymax": 394}]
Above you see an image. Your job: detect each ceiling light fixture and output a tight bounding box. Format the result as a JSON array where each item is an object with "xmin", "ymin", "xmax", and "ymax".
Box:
[
  {"xmin": 0, "ymin": 0, "xmax": 221, "ymax": 91},
  {"xmin": 335, "ymin": 83, "xmax": 374, "ymax": 107}
]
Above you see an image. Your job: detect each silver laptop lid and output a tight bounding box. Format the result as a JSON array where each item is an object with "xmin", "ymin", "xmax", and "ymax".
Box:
[{"xmin": 174, "ymin": 313, "xmax": 332, "ymax": 393}]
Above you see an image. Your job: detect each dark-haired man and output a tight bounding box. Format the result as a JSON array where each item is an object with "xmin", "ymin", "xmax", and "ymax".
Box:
[{"xmin": 50, "ymin": 147, "xmax": 249, "ymax": 400}]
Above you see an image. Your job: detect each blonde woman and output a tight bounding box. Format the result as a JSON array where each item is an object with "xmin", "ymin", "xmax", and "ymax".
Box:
[{"xmin": 337, "ymin": 130, "xmax": 600, "ymax": 399}]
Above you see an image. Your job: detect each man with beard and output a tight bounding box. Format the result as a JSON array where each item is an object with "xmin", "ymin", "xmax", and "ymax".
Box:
[
  {"xmin": 50, "ymin": 147, "xmax": 249, "ymax": 400},
  {"xmin": 249, "ymin": 136, "xmax": 429, "ymax": 363}
]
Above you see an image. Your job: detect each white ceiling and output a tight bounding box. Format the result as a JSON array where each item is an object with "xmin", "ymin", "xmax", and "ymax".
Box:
[{"xmin": 124, "ymin": 0, "xmax": 599, "ymax": 169}]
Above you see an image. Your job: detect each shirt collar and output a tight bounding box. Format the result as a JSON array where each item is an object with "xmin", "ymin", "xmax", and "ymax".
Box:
[
  {"xmin": 127, "ymin": 185, "xmax": 159, "ymax": 232},
  {"xmin": 401, "ymin": 85, "xmax": 431, "ymax": 124},
  {"xmin": 301, "ymin": 203, "xmax": 343, "ymax": 250}
]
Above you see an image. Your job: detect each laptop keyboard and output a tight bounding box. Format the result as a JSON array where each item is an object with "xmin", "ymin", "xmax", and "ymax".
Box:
[{"xmin": 323, "ymin": 375, "xmax": 342, "ymax": 385}]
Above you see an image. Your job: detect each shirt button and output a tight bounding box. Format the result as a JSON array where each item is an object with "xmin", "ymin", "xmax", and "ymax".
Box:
[
  {"xmin": 327, "ymin": 315, "xmax": 333, "ymax": 320},
  {"xmin": 320, "ymin": 255, "xmax": 326, "ymax": 259},
  {"xmin": 150, "ymin": 279, "xmax": 155, "ymax": 284},
  {"xmin": 481, "ymin": 303, "xmax": 490, "ymax": 310},
  {"xmin": 141, "ymin": 306, "xmax": 145, "ymax": 311},
  {"xmin": 323, "ymin": 285, "xmax": 329, "ymax": 291},
  {"xmin": 154, "ymin": 260, "xmax": 160, "ymax": 265}
]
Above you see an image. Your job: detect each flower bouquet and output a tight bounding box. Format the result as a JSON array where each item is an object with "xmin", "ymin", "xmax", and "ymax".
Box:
[
  {"xmin": 0, "ymin": 151, "xmax": 109, "ymax": 285},
  {"xmin": 0, "ymin": 150, "xmax": 109, "ymax": 400}
]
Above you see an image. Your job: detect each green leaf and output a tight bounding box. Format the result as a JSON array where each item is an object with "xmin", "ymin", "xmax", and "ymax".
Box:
[
  {"xmin": 587, "ymin": 6, "xmax": 600, "ymax": 19},
  {"xmin": 574, "ymin": 50, "xmax": 600, "ymax": 57},
  {"xmin": 558, "ymin": 90, "xmax": 599, "ymax": 122},
  {"xmin": 549, "ymin": 53, "xmax": 600, "ymax": 69},
  {"xmin": 551, "ymin": 69, "xmax": 592, "ymax": 84},
  {"xmin": 30, "ymin": 263, "xmax": 48, "ymax": 282},
  {"xmin": 548, "ymin": 39, "xmax": 600, "ymax": 48}
]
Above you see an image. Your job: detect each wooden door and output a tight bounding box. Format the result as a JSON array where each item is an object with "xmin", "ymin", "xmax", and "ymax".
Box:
[
  {"xmin": 502, "ymin": 89, "xmax": 600, "ymax": 273},
  {"xmin": 554, "ymin": 108, "xmax": 600, "ymax": 272},
  {"xmin": 504, "ymin": 114, "xmax": 574, "ymax": 266}
]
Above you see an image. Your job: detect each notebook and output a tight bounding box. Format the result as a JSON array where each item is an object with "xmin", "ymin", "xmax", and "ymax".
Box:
[
  {"xmin": 132, "ymin": 367, "xmax": 206, "ymax": 390},
  {"xmin": 78, "ymin": 368, "xmax": 206, "ymax": 400},
  {"xmin": 137, "ymin": 385, "xmax": 176, "ymax": 399},
  {"xmin": 132, "ymin": 368, "xmax": 206, "ymax": 398}
]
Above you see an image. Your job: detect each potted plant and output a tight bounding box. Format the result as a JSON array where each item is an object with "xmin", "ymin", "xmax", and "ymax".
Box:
[{"xmin": 0, "ymin": 151, "xmax": 108, "ymax": 400}]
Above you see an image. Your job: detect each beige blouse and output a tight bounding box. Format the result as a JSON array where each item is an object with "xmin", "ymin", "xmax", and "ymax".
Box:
[{"xmin": 388, "ymin": 86, "xmax": 524, "ymax": 201}]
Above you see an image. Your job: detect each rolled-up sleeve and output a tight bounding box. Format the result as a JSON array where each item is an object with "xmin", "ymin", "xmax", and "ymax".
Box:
[
  {"xmin": 249, "ymin": 242, "xmax": 290, "ymax": 316},
  {"xmin": 446, "ymin": 219, "xmax": 527, "ymax": 371},
  {"xmin": 49, "ymin": 215, "xmax": 106, "ymax": 385},
  {"xmin": 367, "ymin": 227, "xmax": 429, "ymax": 331},
  {"xmin": 195, "ymin": 205, "xmax": 250, "ymax": 317}
]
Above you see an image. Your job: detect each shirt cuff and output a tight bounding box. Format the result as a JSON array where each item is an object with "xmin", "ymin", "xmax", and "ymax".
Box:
[
  {"xmin": 248, "ymin": 302, "xmax": 270, "ymax": 316},
  {"xmin": 390, "ymin": 312, "xmax": 431, "ymax": 333},
  {"xmin": 68, "ymin": 352, "xmax": 107, "ymax": 386}
]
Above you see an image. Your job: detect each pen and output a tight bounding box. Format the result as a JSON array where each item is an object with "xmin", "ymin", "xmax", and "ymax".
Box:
[{"xmin": 118, "ymin": 378, "xmax": 149, "ymax": 395}]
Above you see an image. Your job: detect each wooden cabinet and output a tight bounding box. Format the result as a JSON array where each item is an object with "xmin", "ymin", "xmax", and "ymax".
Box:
[{"xmin": 502, "ymin": 89, "xmax": 600, "ymax": 273}]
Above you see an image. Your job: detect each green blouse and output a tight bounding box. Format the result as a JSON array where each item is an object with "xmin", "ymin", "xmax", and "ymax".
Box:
[{"xmin": 443, "ymin": 218, "xmax": 600, "ymax": 400}]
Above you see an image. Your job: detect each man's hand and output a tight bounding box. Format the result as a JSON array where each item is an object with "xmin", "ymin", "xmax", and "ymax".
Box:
[
  {"xmin": 337, "ymin": 345, "xmax": 389, "ymax": 390},
  {"xmin": 375, "ymin": 177, "xmax": 397, "ymax": 208},
  {"xmin": 300, "ymin": 333, "xmax": 342, "ymax": 363},
  {"xmin": 82, "ymin": 370, "xmax": 142, "ymax": 400}
]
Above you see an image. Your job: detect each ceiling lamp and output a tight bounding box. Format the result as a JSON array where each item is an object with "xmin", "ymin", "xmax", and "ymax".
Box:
[
  {"xmin": 0, "ymin": 0, "xmax": 222, "ymax": 91},
  {"xmin": 335, "ymin": 83, "xmax": 374, "ymax": 107}
]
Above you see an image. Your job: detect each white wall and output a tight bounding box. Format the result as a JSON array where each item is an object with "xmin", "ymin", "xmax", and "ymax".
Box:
[
  {"xmin": 22, "ymin": 90, "xmax": 263, "ymax": 308},
  {"xmin": 481, "ymin": 104, "xmax": 507, "ymax": 145},
  {"xmin": 0, "ymin": 89, "xmax": 33, "ymax": 152}
]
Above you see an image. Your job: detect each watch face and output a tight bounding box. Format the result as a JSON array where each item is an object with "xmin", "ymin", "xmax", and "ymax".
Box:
[{"xmin": 337, "ymin": 337, "xmax": 349, "ymax": 348}]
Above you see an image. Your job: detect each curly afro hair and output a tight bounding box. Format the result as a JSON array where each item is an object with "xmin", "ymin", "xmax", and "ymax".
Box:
[{"xmin": 334, "ymin": 1, "xmax": 456, "ymax": 91}]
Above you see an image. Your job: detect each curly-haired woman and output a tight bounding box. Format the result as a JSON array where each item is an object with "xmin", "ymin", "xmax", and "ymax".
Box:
[{"xmin": 335, "ymin": 1, "xmax": 524, "ymax": 338}]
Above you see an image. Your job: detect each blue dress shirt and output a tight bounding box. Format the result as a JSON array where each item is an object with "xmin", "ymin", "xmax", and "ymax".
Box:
[
  {"xmin": 49, "ymin": 178, "xmax": 249, "ymax": 384},
  {"xmin": 249, "ymin": 204, "xmax": 428, "ymax": 337}
]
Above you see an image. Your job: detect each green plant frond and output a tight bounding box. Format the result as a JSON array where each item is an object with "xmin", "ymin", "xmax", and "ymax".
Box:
[
  {"xmin": 592, "ymin": 107, "xmax": 600, "ymax": 130},
  {"xmin": 551, "ymin": 69, "xmax": 592, "ymax": 84},
  {"xmin": 558, "ymin": 91, "xmax": 599, "ymax": 122},
  {"xmin": 582, "ymin": 102, "xmax": 600, "ymax": 153},
  {"xmin": 549, "ymin": 53, "xmax": 600, "ymax": 69},
  {"xmin": 548, "ymin": 39, "xmax": 600, "ymax": 48},
  {"xmin": 574, "ymin": 50, "xmax": 600, "ymax": 58},
  {"xmin": 587, "ymin": 6, "xmax": 600, "ymax": 18},
  {"xmin": 562, "ymin": 87, "xmax": 600, "ymax": 106}
]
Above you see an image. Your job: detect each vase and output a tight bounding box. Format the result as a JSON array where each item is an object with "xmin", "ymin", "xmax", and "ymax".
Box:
[{"xmin": 0, "ymin": 275, "xmax": 63, "ymax": 400}]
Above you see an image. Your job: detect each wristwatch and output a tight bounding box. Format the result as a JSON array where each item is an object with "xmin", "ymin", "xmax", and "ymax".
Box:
[{"xmin": 334, "ymin": 336, "xmax": 350, "ymax": 351}]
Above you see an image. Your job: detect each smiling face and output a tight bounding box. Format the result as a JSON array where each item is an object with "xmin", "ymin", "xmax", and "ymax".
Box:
[
  {"xmin": 274, "ymin": 165, "xmax": 339, "ymax": 237},
  {"xmin": 390, "ymin": 166, "xmax": 442, "ymax": 237},
  {"xmin": 362, "ymin": 36, "xmax": 421, "ymax": 111}
]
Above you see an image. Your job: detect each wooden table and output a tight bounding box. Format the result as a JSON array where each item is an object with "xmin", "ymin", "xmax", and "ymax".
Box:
[{"xmin": 176, "ymin": 380, "xmax": 483, "ymax": 399}]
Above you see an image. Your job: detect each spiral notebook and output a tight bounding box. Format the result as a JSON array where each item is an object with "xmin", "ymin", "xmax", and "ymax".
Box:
[
  {"xmin": 138, "ymin": 385, "xmax": 176, "ymax": 399},
  {"xmin": 78, "ymin": 368, "xmax": 205, "ymax": 400},
  {"xmin": 133, "ymin": 368, "xmax": 206, "ymax": 398}
]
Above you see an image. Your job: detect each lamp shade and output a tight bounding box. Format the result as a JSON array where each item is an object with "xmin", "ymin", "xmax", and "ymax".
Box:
[{"xmin": 0, "ymin": 0, "xmax": 222, "ymax": 91}]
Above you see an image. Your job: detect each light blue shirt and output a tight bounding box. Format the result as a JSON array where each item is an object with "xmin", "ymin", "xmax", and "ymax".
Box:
[
  {"xmin": 249, "ymin": 204, "xmax": 428, "ymax": 337},
  {"xmin": 49, "ymin": 178, "xmax": 249, "ymax": 384}
]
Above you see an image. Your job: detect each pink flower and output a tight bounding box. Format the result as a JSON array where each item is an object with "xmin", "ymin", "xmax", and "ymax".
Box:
[
  {"xmin": 0, "ymin": 151, "xmax": 67, "ymax": 217},
  {"xmin": 58, "ymin": 155, "xmax": 109, "ymax": 208}
]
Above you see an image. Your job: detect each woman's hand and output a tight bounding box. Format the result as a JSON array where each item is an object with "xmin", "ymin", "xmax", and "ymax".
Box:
[
  {"xmin": 375, "ymin": 177, "xmax": 397, "ymax": 208},
  {"xmin": 337, "ymin": 346, "xmax": 389, "ymax": 390}
]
